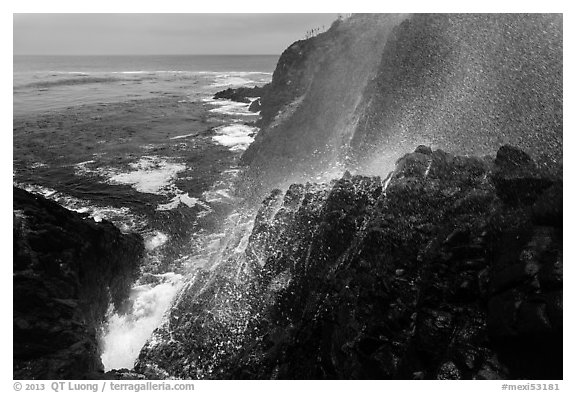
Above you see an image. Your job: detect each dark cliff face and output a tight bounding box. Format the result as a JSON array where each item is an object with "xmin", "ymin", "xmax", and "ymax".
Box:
[
  {"xmin": 239, "ymin": 14, "xmax": 408, "ymax": 198},
  {"xmin": 137, "ymin": 146, "xmax": 562, "ymax": 379},
  {"xmin": 13, "ymin": 187, "xmax": 144, "ymax": 379},
  {"xmin": 240, "ymin": 14, "xmax": 562, "ymax": 200}
]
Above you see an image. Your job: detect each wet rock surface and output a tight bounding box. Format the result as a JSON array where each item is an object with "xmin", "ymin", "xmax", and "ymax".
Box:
[
  {"xmin": 13, "ymin": 187, "xmax": 144, "ymax": 379},
  {"xmin": 136, "ymin": 146, "xmax": 562, "ymax": 379},
  {"xmin": 213, "ymin": 86, "xmax": 269, "ymax": 104}
]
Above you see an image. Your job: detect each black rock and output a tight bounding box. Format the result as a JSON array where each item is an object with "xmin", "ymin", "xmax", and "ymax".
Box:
[
  {"xmin": 137, "ymin": 146, "xmax": 562, "ymax": 380},
  {"xmin": 495, "ymin": 144, "xmax": 536, "ymax": 171},
  {"xmin": 213, "ymin": 85, "xmax": 268, "ymax": 103},
  {"xmin": 491, "ymin": 145, "xmax": 555, "ymax": 205},
  {"xmin": 532, "ymin": 182, "xmax": 562, "ymax": 227},
  {"xmin": 248, "ymin": 98, "xmax": 262, "ymax": 112},
  {"xmin": 415, "ymin": 145, "xmax": 433, "ymax": 155},
  {"xmin": 13, "ymin": 187, "xmax": 144, "ymax": 379}
]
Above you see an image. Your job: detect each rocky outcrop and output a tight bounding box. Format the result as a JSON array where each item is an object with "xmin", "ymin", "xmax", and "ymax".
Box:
[
  {"xmin": 239, "ymin": 15, "xmax": 407, "ymax": 182},
  {"xmin": 13, "ymin": 187, "xmax": 144, "ymax": 379},
  {"xmin": 248, "ymin": 99, "xmax": 261, "ymax": 113},
  {"xmin": 213, "ymin": 86, "xmax": 269, "ymax": 104},
  {"xmin": 240, "ymin": 14, "xmax": 562, "ymax": 201},
  {"xmin": 136, "ymin": 146, "xmax": 562, "ymax": 379}
]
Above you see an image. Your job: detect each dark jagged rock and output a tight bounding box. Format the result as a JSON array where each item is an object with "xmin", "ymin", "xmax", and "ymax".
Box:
[
  {"xmin": 213, "ymin": 86, "xmax": 269, "ymax": 103},
  {"xmin": 13, "ymin": 187, "xmax": 144, "ymax": 379},
  {"xmin": 248, "ymin": 98, "xmax": 262, "ymax": 112},
  {"xmin": 239, "ymin": 14, "xmax": 406, "ymax": 181},
  {"xmin": 491, "ymin": 145, "xmax": 555, "ymax": 205},
  {"xmin": 495, "ymin": 144, "xmax": 537, "ymax": 171},
  {"xmin": 415, "ymin": 145, "xmax": 433, "ymax": 155},
  {"xmin": 136, "ymin": 146, "xmax": 562, "ymax": 380}
]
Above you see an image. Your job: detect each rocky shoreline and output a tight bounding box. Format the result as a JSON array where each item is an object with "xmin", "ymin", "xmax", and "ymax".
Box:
[
  {"xmin": 13, "ymin": 187, "xmax": 144, "ymax": 379},
  {"xmin": 13, "ymin": 13, "xmax": 562, "ymax": 381},
  {"xmin": 135, "ymin": 145, "xmax": 562, "ymax": 379},
  {"xmin": 13, "ymin": 142, "xmax": 562, "ymax": 380},
  {"xmin": 212, "ymin": 85, "xmax": 268, "ymax": 113}
]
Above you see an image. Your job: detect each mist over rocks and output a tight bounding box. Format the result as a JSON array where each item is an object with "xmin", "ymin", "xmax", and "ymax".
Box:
[
  {"xmin": 13, "ymin": 13, "xmax": 562, "ymax": 381},
  {"xmin": 239, "ymin": 13, "xmax": 562, "ymax": 200},
  {"xmin": 136, "ymin": 146, "xmax": 562, "ymax": 379},
  {"xmin": 134, "ymin": 14, "xmax": 562, "ymax": 379},
  {"xmin": 13, "ymin": 187, "xmax": 144, "ymax": 379}
]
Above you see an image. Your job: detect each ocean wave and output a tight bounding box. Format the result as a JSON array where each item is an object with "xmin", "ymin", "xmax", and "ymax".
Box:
[
  {"xmin": 112, "ymin": 71, "xmax": 151, "ymax": 74},
  {"xmin": 100, "ymin": 272, "xmax": 185, "ymax": 371},
  {"xmin": 196, "ymin": 71, "xmax": 272, "ymax": 75},
  {"xmin": 73, "ymin": 156, "xmax": 213, "ymax": 211},
  {"xmin": 144, "ymin": 231, "xmax": 169, "ymax": 251},
  {"xmin": 73, "ymin": 160, "xmax": 97, "ymax": 176},
  {"xmin": 203, "ymin": 98, "xmax": 257, "ymax": 117},
  {"xmin": 156, "ymin": 192, "xmax": 212, "ymax": 212},
  {"xmin": 203, "ymin": 71, "xmax": 273, "ymax": 88},
  {"xmin": 169, "ymin": 132, "xmax": 196, "ymax": 140},
  {"xmin": 106, "ymin": 156, "xmax": 187, "ymax": 195},
  {"xmin": 48, "ymin": 71, "xmax": 90, "ymax": 75},
  {"xmin": 202, "ymin": 188, "xmax": 237, "ymax": 204},
  {"xmin": 15, "ymin": 182, "xmax": 147, "ymax": 233},
  {"xmin": 211, "ymin": 76, "xmax": 258, "ymax": 87},
  {"xmin": 17, "ymin": 76, "xmax": 125, "ymax": 89},
  {"xmin": 29, "ymin": 162, "xmax": 48, "ymax": 169},
  {"xmin": 212, "ymin": 124, "xmax": 258, "ymax": 151}
]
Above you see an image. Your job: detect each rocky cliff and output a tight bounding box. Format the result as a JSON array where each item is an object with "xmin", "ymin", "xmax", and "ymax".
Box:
[
  {"xmin": 134, "ymin": 13, "xmax": 563, "ymax": 380},
  {"xmin": 13, "ymin": 187, "xmax": 144, "ymax": 379},
  {"xmin": 136, "ymin": 145, "xmax": 562, "ymax": 379},
  {"xmin": 240, "ymin": 14, "xmax": 562, "ymax": 200},
  {"xmin": 239, "ymin": 14, "xmax": 408, "ymax": 194}
]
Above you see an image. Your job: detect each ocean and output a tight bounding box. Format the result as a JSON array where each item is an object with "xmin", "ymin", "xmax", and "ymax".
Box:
[
  {"xmin": 13, "ymin": 54, "xmax": 278, "ymax": 370},
  {"xmin": 13, "ymin": 55, "xmax": 277, "ymax": 115}
]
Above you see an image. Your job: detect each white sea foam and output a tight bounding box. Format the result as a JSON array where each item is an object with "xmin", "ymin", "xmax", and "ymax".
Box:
[
  {"xmin": 222, "ymin": 168, "xmax": 241, "ymax": 176},
  {"xmin": 207, "ymin": 72, "xmax": 271, "ymax": 88},
  {"xmin": 107, "ymin": 156, "xmax": 186, "ymax": 195},
  {"xmin": 156, "ymin": 192, "xmax": 212, "ymax": 211},
  {"xmin": 211, "ymin": 75, "xmax": 255, "ymax": 87},
  {"xmin": 140, "ymin": 144, "xmax": 157, "ymax": 151},
  {"xmin": 206, "ymin": 99, "xmax": 257, "ymax": 117},
  {"xmin": 29, "ymin": 162, "xmax": 48, "ymax": 169},
  {"xmin": 51, "ymin": 71, "xmax": 89, "ymax": 75},
  {"xmin": 112, "ymin": 71, "xmax": 150, "ymax": 75},
  {"xmin": 212, "ymin": 72, "xmax": 255, "ymax": 87},
  {"xmin": 144, "ymin": 231, "xmax": 169, "ymax": 251},
  {"xmin": 100, "ymin": 272, "xmax": 184, "ymax": 371},
  {"xmin": 74, "ymin": 155, "xmax": 212, "ymax": 211},
  {"xmin": 169, "ymin": 132, "xmax": 196, "ymax": 140},
  {"xmin": 15, "ymin": 182, "xmax": 147, "ymax": 233},
  {"xmin": 197, "ymin": 71, "xmax": 272, "ymax": 76},
  {"xmin": 74, "ymin": 160, "xmax": 96, "ymax": 176},
  {"xmin": 203, "ymin": 189, "xmax": 236, "ymax": 204},
  {"xmin": 212, "ymin": 124, "xmax": 257, "ymax": 151},
  {"xmin": 19, "ymin": 183, "xmax": 58, "ymax": 199}
]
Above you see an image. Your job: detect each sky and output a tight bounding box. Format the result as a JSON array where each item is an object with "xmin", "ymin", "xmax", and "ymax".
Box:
[{"xmin": 13, "ymin": 14, "xmax": 340, "ymax": 55}]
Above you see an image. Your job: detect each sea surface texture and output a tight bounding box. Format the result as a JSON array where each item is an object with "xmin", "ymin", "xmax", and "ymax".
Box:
[{"xmin": 13, "ymin": 54, "xmax": 277, "ymax": 371}]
